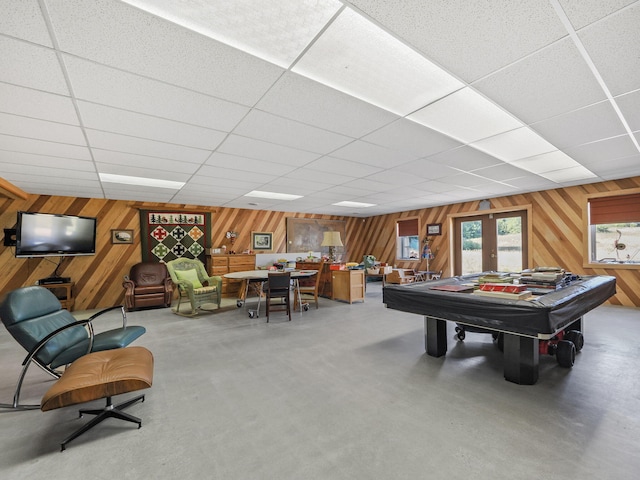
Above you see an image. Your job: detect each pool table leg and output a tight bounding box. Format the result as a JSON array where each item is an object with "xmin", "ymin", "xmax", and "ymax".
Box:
[
  {"xmin": 503, "ymin": 334, "xmax": 539, "ymax": 385},
  {"xmin": 424, "ymin": 316, "xmax": 447, "ymax": 357}
]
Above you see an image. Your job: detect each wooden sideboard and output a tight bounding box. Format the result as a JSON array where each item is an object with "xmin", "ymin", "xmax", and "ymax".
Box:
[
  {"xmin": 331, "ymin": 270, "xmax": 365, "ymax": 304},
  {"xmin": 209, "ymin": 254, "xmax": 255, "ymax": 297}
]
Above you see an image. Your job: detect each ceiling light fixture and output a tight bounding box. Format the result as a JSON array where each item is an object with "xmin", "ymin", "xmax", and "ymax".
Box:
[
  {"xmin": 245, "ymin": 190, "xmax": 303, "ymax": 201},
  {"xmin": 332, "ymin": 201, "xmax": 376, "ymax": 208},
  {"xmin": 99, "ymin": 173, "xmax": 185, "ymax": 189}
]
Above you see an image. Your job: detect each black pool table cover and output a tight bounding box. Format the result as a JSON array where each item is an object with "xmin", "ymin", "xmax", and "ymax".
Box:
[{"xmin": 383, "ymin": 273, "xmax": 616, "ymax": 337}]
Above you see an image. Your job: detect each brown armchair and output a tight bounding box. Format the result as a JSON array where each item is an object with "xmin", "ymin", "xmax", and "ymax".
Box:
[{"xmin": 123, "ymin": 262, "xmax": 173, "ymax": 311}]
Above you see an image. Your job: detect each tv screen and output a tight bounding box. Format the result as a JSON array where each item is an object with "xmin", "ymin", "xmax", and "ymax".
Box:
[{"xmin": 15, "ymin": 212, "xmax": 97, "ymax": 257}]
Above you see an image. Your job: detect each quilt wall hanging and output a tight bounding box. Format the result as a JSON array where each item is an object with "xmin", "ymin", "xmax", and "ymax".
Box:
[{"xmin": 139, "ymin": 210, "xmax": 211, "ymax": 264}]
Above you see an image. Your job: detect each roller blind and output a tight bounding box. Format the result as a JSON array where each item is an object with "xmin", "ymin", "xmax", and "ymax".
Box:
[
  {"xmin": 397, "ymin": 218, "xmax": 418, "ymax": 236},
  {"xmin": 589, "ymin": 194, "xmax": 640, "ymax": 224}
]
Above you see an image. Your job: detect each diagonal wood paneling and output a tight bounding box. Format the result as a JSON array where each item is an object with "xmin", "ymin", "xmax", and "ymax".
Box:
[{"xmin": 1, "ymin": 176, "xmax": 639, "ymax": 309}]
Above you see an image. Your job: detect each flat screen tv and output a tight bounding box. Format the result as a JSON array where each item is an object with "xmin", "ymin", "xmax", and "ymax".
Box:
[{"xmin": 15, "ymin": 211, "xmax": 97, "ymax": 257}]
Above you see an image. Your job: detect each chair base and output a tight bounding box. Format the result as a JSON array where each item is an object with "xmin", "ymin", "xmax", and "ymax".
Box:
[{"xmin": 60, "ymin": 394, "xmax": 145, "ymax": 451}]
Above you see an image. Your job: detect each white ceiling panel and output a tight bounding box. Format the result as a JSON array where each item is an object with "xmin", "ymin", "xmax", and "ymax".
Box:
[
  {"xmin": 473, "ymin": 38, "xmax": 606, "ymax": 124},
  {"xmin": 46, "ymin": 0, "xmax": 284, "ymax": 105},
  {"xmin": 330, "ymin": 140, "xmax": 416, "ymax": 168},
  {"xmin": 0, "ymin": 134, "xmax": 91, "ymax": 160},
  {"xmin": 362, "ymin": 119, "xmax": 463, "ymax": 158},
  {"xmin": 578, "ymin": 2, "xmax": 640, "ymax": 96},
  {"xmin": 85, "ymin": 130, "xmax": 210, "ymax": 163},
  {"xmin": 0, "ymin": 0, "xmax": 52, "ymax": 47},
  {"xmin": 0, "ymin": 83, "xmax": 78, "ymax": 125},
  {"xmin": 233, "ymin": 110, "xmax": 353, "ymax": 155},
  {"xmin": 255, "ymin": 72, "xmax": 398, "ymax": 138},
  {"xmin": 408, "ymin": 87, "xmax": 523, "ymax": 143},
  {"xmin": 531, "ymin": 101, "xmax": 626, "ymax": 149},
  {"xmin": 293, "ymin": 7, "xmax": 463, "ymax": 116},
  {"xmin": 0, "ymin": 36, "xmax": 68, "ymax": 95},
  {"xmin": 348, "ymin": 0, "xmax": 568, "ymax": 82},
  {"xmin": 1, "ymin": 1, "xmax": 638, "ymax": 216},
  {"xmin": 558, "ymin": 0, "xmax": 636, "ymax": 30},
  {"xmin": 0, "ymin": 112, "xmax": 85, "ymax": 145},
  {"xmin": 77, "ymin": 102, "xmax": 226, "ymax": 150},
  {"xmin": 122, "ymin": 0, "xmax": 342, "ymax": 69},
  {"xmin": 63, "ymin": 56, "xmax": 249, "ymax": 131}
]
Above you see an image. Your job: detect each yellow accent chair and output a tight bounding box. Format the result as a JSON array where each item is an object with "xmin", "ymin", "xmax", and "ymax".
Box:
[{"xmin": 165, "ymin": 258, "xmax": 222, "ymax": 316}]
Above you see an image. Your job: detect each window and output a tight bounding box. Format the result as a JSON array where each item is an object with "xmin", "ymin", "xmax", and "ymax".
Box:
[
  {"xmin": 588, "ymin": 193, "xmax": 640, "ymax": 264},
  {"xmin": 397, "ymin": 218, "xmax": 419, "ymax": 260}
]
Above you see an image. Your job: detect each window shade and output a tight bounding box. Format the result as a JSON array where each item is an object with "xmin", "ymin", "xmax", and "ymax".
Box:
[
  {"xmin": 589, "ymin": 194, "xmax": 640, "ymax": 224},
  {"xmin": 397, "ymin": 218, "xmax": 419, "ymax": 236}
]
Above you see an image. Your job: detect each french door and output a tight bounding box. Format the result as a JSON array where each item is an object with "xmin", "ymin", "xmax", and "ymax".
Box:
[{"xmin": 454, "ymin": 211, "xmax": 528, "ymax": 275}]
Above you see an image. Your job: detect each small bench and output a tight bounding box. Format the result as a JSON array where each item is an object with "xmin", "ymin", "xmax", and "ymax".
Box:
[{"xmin": 41, "ymin": 346, "xmax": 154, "ymax": 451}]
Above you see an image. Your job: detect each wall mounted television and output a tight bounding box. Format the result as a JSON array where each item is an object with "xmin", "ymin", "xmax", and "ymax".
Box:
[{"xmin": 15, "ymin": 211, "xmax": 97, "ymax": 258}]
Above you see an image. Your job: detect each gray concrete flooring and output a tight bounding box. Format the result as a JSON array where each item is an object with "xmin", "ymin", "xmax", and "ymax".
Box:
[{"xmin": 1, "ymin": 282, "xmax": 639, "ymax": 479}]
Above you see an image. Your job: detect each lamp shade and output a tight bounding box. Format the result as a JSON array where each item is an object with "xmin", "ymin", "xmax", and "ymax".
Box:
[{"xmin": 321, "ymin": 231, "xmax": 343, "ymax": 247}]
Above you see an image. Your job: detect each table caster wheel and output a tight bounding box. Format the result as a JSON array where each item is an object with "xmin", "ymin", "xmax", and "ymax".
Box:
[
  {"xmin": 556, "ymin": 340, "xmax": 576, "ymax": 367},
  {"xmin": 564, "ymin": 330, "xmax": 584, "ymax": 352},
  {"xmin": 248, "ymin": 311, "xmax": 255, "ymax": 318},
  {"xmin": 236, "ymin": 300, "xmax": 243, "ymax": 308},
  {"xmin": 303, "ymin": 304, "xmax": 309, "ymax": 311},
  {"xmin": 454, "ymin": 326, "xmax": 465, "ymax": 341}
]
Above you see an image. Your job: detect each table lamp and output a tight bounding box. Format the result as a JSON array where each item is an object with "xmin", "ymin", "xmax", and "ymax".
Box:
[{"xmin": 321, "ymin": 231, "xmax": 343, "ymax": 262}]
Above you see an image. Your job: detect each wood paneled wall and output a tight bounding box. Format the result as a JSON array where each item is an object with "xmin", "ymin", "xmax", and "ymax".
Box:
[{"xmin": 1, "ymin": 176, "xmax": 639, "ymax": 309}]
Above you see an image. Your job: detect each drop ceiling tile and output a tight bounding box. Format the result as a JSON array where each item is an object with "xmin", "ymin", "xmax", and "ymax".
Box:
[
  {"xmin": 304, "ymin": 156, "xmax": 382, "ymax": 177},
  {"xmin": 412, "ymin": 180, "xmax": 462, "ymax": 194},
  {"xmin": 280, "ymin": 168, "xmax": 354, "ymax": 186},
  {"xmin": 362, "ymin": 119, "xmax": 462, "ymax": 158},
  {"xmin": 531, "ymin": 101, "xmax": 626, "ymax": 149},
  {"xmin": 122, "ymin": 0, "xmax": 342, "ymax": 69},
  {"xmin": 330, "ymin": 140, "xmax": 416, "ymax": 168},
  {"xmin": 63, "ymin": 56, "xmax": 249, "ymax": 131},
  {"xmin": 409, "ymin": 88, "xmax": 523, "ymax": 143},
  {"xmin": 511, "ymin": 150, "xmax": 580, "ymax": 174},
  {"xmin": 197, "ymin": 165, "xmax": 278, "ymax": 185},
  {"xmin": 188, "ymin": 169, "xmax": 264, "ymax": 190},
  {"xmin": 217, "ymin": 135, "xmax": 320, "ymax": 166},
  {"xmin": 367, "ymin": 168, "xmax": 431, "ymax": 186},
  {"xmin": 562, "ymin": 135, "xmax": 638, "ymax": 164},
  {"xmin": 205, "ymin": 152, "xmax": 297, "ymax": 176},
  {"xmin": 424, "ymin": 146, "xmax": 504, "ymax": 171},
  {"xmin": 473, "ymin": 38, "xmax": 606, "ymax": 124},
  {"xmin": 503, "ymin": 175, "xmax": 558, "ymax": 191},
  {"xmin": 349, "ymin": 0, "xmax": 568, "ymax": 82},
  {"xmin": 0, "ymin": 151, "xmax": 95, "ymax": 171},
  {"xmin": 616, "ymin": 90, "xmax": 640, "ymax": 131},
  {"xmin": 471, "ymin": 128, "xmax": 556, "ymax": 162},
  {"xmin": 232, "ymin": 110, "xmax": 353, "ymax": 155},
  {"xmin": 399, "ymin": 159, "xmax": 463, "ymax": 181},
  {"xmin": 0, "ymin": 83, "xmax": 79, "ymax": 125},
  {"xmin": 539, "ymin": 165, "xmax": 598, "ymax": 183},
  {"xmin": 0, "ymin": 36, "xmax": 68, "ymax": 95},
  {"xmin": 473, "ymin": 163, "xmax": 531, "ymax": 182},
  {"xmin": 293, "ymin": 7, "xmax": 463, "ymax": 116},
  {"xmin": 578, "ymin": 2, "xmax": 640, "ymax": 96},
  {"xmin": 46, "ymin": 0, "xmax": 284, "ymax": 105},
  {"xmin": 339, "ymin": 177, "xmax": 397, "ymax": 193},
  {"xmin": 4, "ymin": 178, "xmax": 102, "ymax": 197},
  {"xmin": 0, "ymin": 112, "xmax": 86, "ymax": 145},
  {"xmin": 92, "ymin": 150, "xmax": 200, "ymax": 174},
  {"xmin": 0, "ymin": 162, "xmax": 96, "ymax": 182},
  {"xmin": 264, "ymin": 177, "xmax": 334, "ymax": 194},
  {"xmin": 0, "ymin": 134, "xmax": 91, "ymax": 160},
  {"xmin": 77, "ymin": 102, "xmax": 226, "ymax": 150},
  {"xmin": 255, "ymin": 72, "xmax": 398, "ymax": 138},
  {"xmin": 0, "ymin": 0, "xmax": 52, "ymax": 46},
  {"xmin": 558, "ymin": 0, "xmax": 636, "ymax": 30},
  {"xmin": 581, "ymin": 154, "xmax": 640, "ymax": 178},
  {"xmin": 85, "ymin": 130, "xmax": 210, "ymax": 163}
]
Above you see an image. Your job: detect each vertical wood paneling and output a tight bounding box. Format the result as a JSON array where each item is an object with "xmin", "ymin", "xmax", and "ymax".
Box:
[{"xmin": 2, "ymin": 176, "xmax": 639, "ymax": 309}]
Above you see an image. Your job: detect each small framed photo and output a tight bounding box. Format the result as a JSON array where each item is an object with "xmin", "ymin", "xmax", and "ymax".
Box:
[
  {"xmin": 111, "ymin": 229, "xmax": 134, "ymax": 244},
  {"xmin": 426, "ymin": 223, "xmax": 442, "ymax": 236},
  {"xmin": 251, "ymin": 231, "xmax": 273, "ymax": 251}
]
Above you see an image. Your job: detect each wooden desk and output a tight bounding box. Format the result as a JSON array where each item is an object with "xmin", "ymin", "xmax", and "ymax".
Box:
[{"xmin": 40, "ymin": 282, "xmax": 74, "ymax": 311}]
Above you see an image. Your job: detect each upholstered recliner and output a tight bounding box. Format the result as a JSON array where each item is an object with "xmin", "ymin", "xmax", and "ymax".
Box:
[
  {"xmin": 0, "ymin": 286, "xmax": 145, "ymax": 409},
  {"xmin": 123, "ymin": 262, "xmax": 173, "ymax": 311},
  {"xmin": 165, "ymin": 258, "xmax": 222, "ymax": 316}
]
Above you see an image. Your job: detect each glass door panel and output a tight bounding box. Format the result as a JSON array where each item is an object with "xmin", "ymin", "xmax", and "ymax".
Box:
[
  {"xmin": 460, "ymin": 219, "xmax": 483, "ymax": 274},
  {"xmin": 496, "ymin": 215, "xmax": 523, "ymax": 272}
]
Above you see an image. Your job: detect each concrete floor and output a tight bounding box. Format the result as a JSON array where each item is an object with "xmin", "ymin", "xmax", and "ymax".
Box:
[{"xmin": 1, "ymin": 282, "xmax": 639, "ymax": 479}]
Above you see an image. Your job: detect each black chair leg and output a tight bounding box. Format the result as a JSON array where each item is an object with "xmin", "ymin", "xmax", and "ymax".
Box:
[{"xmin": 61, "ymin": 394, "xmax": 145, "ymax": 451}]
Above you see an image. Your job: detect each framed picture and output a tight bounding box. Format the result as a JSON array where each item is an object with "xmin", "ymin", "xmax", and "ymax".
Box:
[
  {"xmin": 251, "ymin": 231, "xmax": 273, "ymax": 251},
  {"xmin": 426, "ymin": 223, "xmax": 442, "ymax": 236},
  {"xmin": 111, "ymin": 229, "xmax": 133, "ymax": 244}
]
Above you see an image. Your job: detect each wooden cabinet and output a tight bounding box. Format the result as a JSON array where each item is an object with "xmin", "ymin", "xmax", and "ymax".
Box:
[
  {"xmin": 331, "ymin": 270, "xmax": 365, "ymax": 304},
  {"xmin": 209, "ymin": 254, "xmax": 255, "ymax": 297},
  {"xmin": 40, "ymin": 282, "xmax": 75, "ymax": 311}
]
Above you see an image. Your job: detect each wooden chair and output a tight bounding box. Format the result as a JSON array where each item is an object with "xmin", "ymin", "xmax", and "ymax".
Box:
[
  {"xmin": 294, "ymin": 263, "xmax": 323, "ymax": 311},
  {"xmin": 385, "ymin": 269, "xmax": 416, "ymax": 284},
  {"xmin": 266, "ymin": 272, "xmax": 291, "ymax": 322}
]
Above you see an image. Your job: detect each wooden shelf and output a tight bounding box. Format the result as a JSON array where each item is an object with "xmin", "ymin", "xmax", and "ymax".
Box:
[{"xmin": 209, "ymin": 254, "xmax": 256, "ymax": 297}]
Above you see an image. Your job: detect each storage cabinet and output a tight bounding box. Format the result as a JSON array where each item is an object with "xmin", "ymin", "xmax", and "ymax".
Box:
[
  {"xmin": 331, "ymin": 270, "xmax": 365, "ymax": 304},
  {"xmin": 209, "ymin": 254, "xmax": 255, "ymax": 297}
]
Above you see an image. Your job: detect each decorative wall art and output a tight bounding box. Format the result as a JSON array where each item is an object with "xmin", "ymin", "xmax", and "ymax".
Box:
[
  {"xmin": 251, "ymin": 232, "xmax": 273, "ymax": 251},
  {"xmin": 286, "ymin": 218, "xmax": 346, "ymax": 258},
  {"xmin": 111, "ymin": 229, "xmax": 133, "ymax": 244},
  {"xmin": 139, "ymin": 210, "xmax": 211, "ymax": 263}
]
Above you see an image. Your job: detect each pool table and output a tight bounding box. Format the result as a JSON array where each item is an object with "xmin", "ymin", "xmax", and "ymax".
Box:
[{"xmin": 383, "ymin": 273, "xmax": 616, "ymax": 384}]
